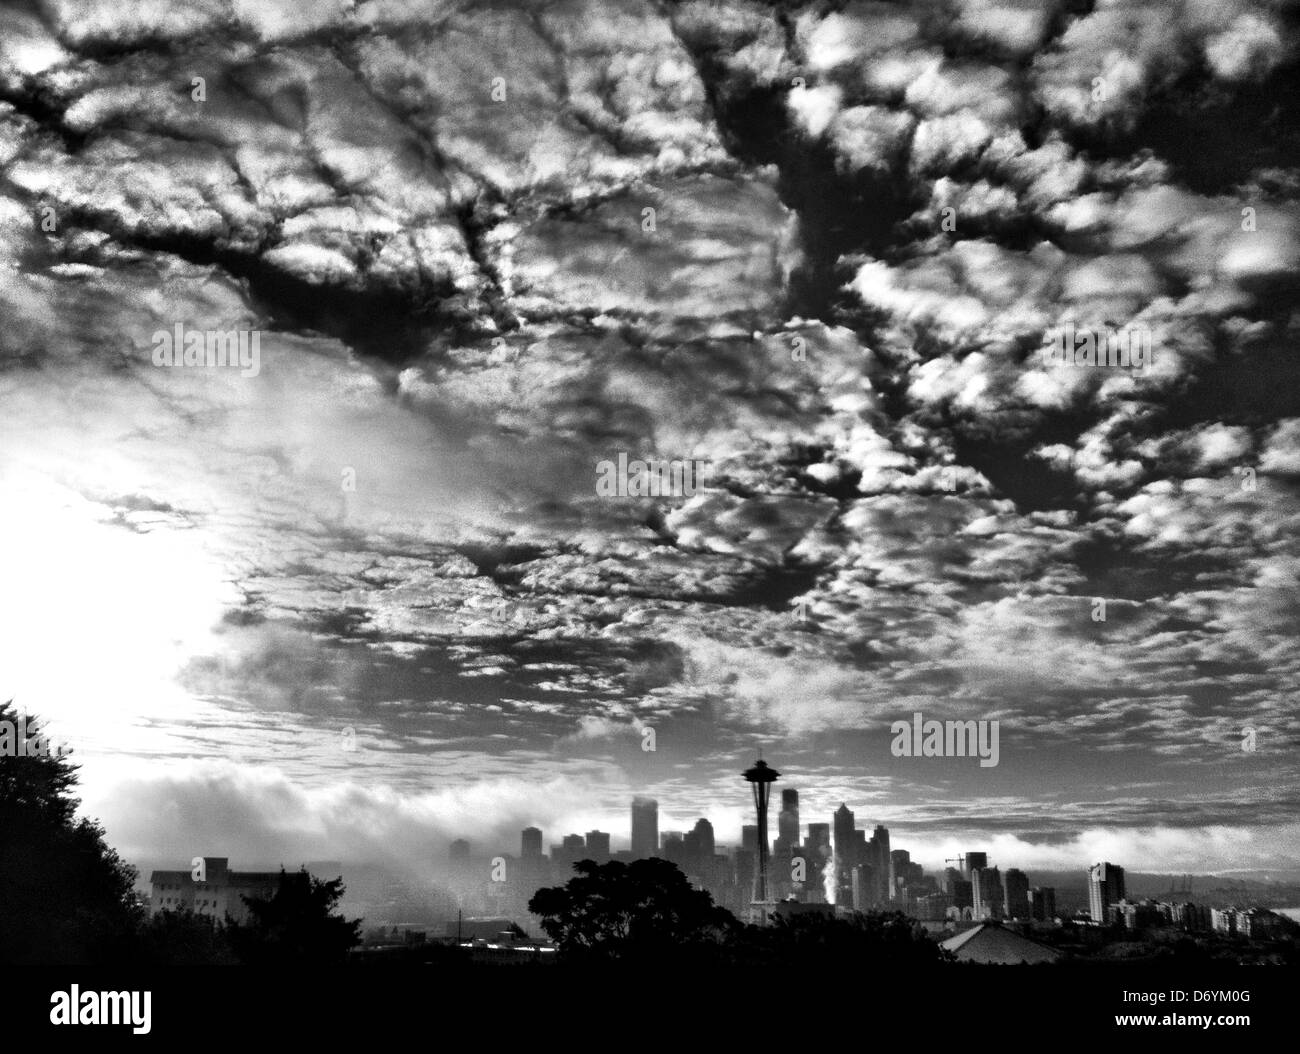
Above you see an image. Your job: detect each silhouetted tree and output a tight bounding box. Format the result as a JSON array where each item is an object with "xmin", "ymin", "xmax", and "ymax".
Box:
[
  {"xmin": 0, "ymin": 701, "xmax": 142, "ymax": 963},
  {"xmin": 225, "ymin": 867, "xmax": 362, "ymax": 963},
  {"xmin": 528, "ymin": 858, "xmax": 739, "ymax": 963},
  {"xmin": 136, "ymin": 908, "xmax": 239, "ymax": 965}
]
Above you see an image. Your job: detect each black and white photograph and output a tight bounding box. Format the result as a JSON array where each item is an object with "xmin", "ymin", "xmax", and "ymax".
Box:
[{"xmin": 1, "ymin": 0, "xmax": 1297, "ymax": 1035}]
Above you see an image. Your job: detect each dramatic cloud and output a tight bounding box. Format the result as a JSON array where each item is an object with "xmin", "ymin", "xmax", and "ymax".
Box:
[{"xmin": 1, "ymin": 0, "xmax": 1297, "ymax": 879}]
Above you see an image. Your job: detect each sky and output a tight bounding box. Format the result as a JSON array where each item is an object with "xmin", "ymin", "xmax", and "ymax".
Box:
[{"xmin": 1, "ymin": 0, "xmax": 1298, "ymax": 880}]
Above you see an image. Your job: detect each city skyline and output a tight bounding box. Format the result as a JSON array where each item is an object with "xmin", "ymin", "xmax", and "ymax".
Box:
[{"xmin": 124, "ymin": 779, "xmax": 1258, "ymax": 890}]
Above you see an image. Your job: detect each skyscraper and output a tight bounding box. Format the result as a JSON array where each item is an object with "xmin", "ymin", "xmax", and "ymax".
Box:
[
  {"xmin": 741, "ymin": 824, "xmax": 759, "ymax": 853},
  {"xmin": 631, "ymin": 796, "xmax": 658, "ymax": 859},
  {"xmin": 1029, "ymin": 886, "xmax": 1056, "ymax": 921},
  {"xmin": 661, "ymin": 831, "xmax": 685, "ymax": 867},
  {"xmin": 964, "ymin": 851, "xmax": 987, "ymax": 874},
  {"xmin": 683, "ymin": 818, "xmax": 715, "ymax": 872},
  {"xmin": 971, "ymin": 866, "xmax": 1003, "ymax": 919},
  {"xmin": 1002, "ymin": 868, "xmax": 1030, "ymax": 919},
  {"xmin": 1088, "ymin": 862, "xmax": 1125, "ymax": 923},
  {"xmin": 833, "ymin": 803, "xmax": 856, "ymax": 902},
  {"xmin": 833, "ymin": 803, "xmax": 856, "ymax": 856},
  {"xmin": 521, "ymin": 827, "xmax": 542, "ymax": 858},
  {"xmin": 551, "ymin": 833, "xmax": 588, "ymax": 873},
  {"xmin": 585, "ymin": 830, "xmax": 610, "ymax": 862},
  {"xmin": 777, "ymin": 789, "xmax": 800, "ymax": 850},
  {"xmin": 872, "ymin": 825, "xmax": 892, "ymax": 901}
]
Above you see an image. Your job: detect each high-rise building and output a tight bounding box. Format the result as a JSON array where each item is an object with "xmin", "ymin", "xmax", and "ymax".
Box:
[
  {"xmin": 521, "ymin": 827, "xmax": 543, "ymax": 858},
  {"xmin": 805, "ymin": 823, "xmax": 830, "ymax": 856},
  {"xmin": 661, "ymin": 831, "xmax": 685, "ymax": 867},
  {"xmin": 777, "ymin": 789, "xmax": 800, "ymax": 850},
  {"xmin": 964, "ymin": 851, "xmax": 987, "ymax": 874},
  {"xmin": 833, "ymin": 803, "xmax": 857, "ymax": 902},
  {"xmin": 742, "ymin": 825, "xmax": 759, "ymax": 854},
  {"xmin": 692, "ymin": 818, "xmax": 715, "ymax": 857},
  {"xmin": 551, "ymin": 833, "xmax": 589, "ymax": 874},
  {"xmin": 1088, "ymin": 862, "xmax": 1125, "ymax": 923},
  {"xmin": 683, "ymin": 818, "xmax": 715, "ymax": 875},
  {"xmin": 851, "ymin": 865, "xmax": 873, "ymax": 911},
  {"xmin": 1002, "ymin": 868, "xmax": 1030, "ymax": 919},
  {"xmin": 1028, "ymin": 886, "xmax": 1056, "ymax": 921},
  {"xmin": 1210, "ymin": 907, "xmax": 1237, "ymax": 935},
  {"xmin": 584, "ymin": 830, "xmax": 610, "ymax": 862},
  {"xmin": 872, "ymin": 825, "xmax": 893, "ymax": 901},
  {"xmin": 631, "ymin": 797, "xmax": 658, "ymax": 859},
  {"xmin": 833, "ymin": 803, "xmax": 856, "ymax": 856},
  {"xmin": 971, "ymin": 866, "xmax": 1003, "ymax": 919},
  {"xmin": 852, "ymin": 829, "xmax": 867, "ymax": 860},
  {"xmin": 890, "ymin": 849, "xmax": 913, "ymax": 898}
]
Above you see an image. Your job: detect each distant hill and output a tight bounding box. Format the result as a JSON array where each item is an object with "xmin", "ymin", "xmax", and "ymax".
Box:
[{"xmin": 1019, "ymin": 870, "xmax": 1300, "ymax": 912}]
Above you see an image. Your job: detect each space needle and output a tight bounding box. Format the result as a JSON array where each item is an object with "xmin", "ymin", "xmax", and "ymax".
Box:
[{"xmin": 742, "ymin": 754, "xmax": 780, "ymax": 923}]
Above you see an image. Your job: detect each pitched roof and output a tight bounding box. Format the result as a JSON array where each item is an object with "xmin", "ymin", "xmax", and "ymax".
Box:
[{"xmin": 939, "ymin": 924, "xmax": 1062, "ymax": 964}]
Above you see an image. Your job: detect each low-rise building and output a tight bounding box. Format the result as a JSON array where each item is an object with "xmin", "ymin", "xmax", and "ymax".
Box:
[{"xmin": 148, "ymin": 857, "xmax": 281, "ymax": 924}]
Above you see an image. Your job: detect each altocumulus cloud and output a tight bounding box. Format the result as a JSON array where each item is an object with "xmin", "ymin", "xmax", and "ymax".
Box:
[{"xmin": 0, "ymin": 0, "xmax": 1297, "ymax": 874}]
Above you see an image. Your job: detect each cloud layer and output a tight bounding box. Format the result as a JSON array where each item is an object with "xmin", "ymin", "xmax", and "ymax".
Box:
[{"xmin": 1, "ymin": 0, "xmax": 1297, "ymax": 874}]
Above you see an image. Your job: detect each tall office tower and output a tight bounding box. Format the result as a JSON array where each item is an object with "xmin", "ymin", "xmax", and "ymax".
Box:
[
  {"xmin": 942, "ymin": 866, "xmax": 963, "ymax": 893},
  {"xmin": 631, "ymin": 797, "xmax": 659, "ymax": 858},
  {"xmin": 661, "ymin": 831, "xmax": 686, "ymax": 867},
  {"xmin": 851, "ymin": 865, "xmax": 869, "ymax": 911},
  {"xmin": 971, "ymin": 866, "xmax": 1003, "ymax": 919},
  {"xmin": 1028, "ymin": 886, "xmax": 1057, "ymax": 921},
  {"xmin": 1002, "ymin": 868, "xmax": 1030, "ymax": 919},
  {"xmin": 964, "ymin": 851, "xmax": 987, "ymax": 874},
  {"xmin": 521, "ymin": 827, "xmax": 543, "ymax": 858},
  {"xmin": 563, "ymin": 833, "xmax": 585, "ymax": 862},
  {"xmin": 890, "ymin": 849, "xmax": 910, "ymax": 897},
  {"xmin": 833, "ymin": 803, "xmax": 857, "ymax": 856},
  {"xmin": 951, "ymin": 878, "xmax": 973, "ymax": 910},
  {"xmin": 551, "ymin": 833, "xmax": 587, "ymax": 874},
  {"xmin": 833, "ymin": 803, "xmax": 857, "ymax": 901},
  {"xmin": 1088, "ymin": 862, "xmax": 1125, "ymax": 923},
  {"xmin": 692, "ymin": 818, "xmax": 715, "ymax": 857},
  {"xmin": 805, "ymin": 823, "xmax": 831, "ymax": 872},
  {"xmin": 584, "ymin": 830, "xmax": 611, "ymax": 862},
  {"xmin": 873, "ymin": 826, "xmax": 893, "ymax": 900},
  {"xmin": 852, "ymin": 828, "xmax": 867, "ymax": 859},
  {"xmin": 777, "ymin": 789, "xmax": 800, "ymax": 850},
  {"xmin": 742, "ymin": 824, "xmax": 759, "ymax": 853},
  {"xmin": 683, "ymin": 818, "xmax": 714, "ymax": 875}
]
